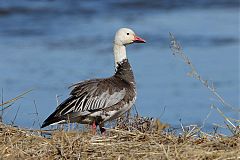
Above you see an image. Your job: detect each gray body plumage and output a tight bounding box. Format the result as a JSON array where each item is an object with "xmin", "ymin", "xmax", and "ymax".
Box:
[{"xmin": 41, "ymin": 59, "xmax": 136, "ymax": 128}]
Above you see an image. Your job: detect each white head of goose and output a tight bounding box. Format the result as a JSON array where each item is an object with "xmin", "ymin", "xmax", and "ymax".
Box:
[{"xmin": 41, "ymin": 28, "xmax": 146, "ymax": 134}]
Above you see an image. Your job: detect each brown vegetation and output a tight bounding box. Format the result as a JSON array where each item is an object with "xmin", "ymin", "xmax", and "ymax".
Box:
[{"xmin": 0, "ymin": 122, "xmax": 239, "ymax": 160}]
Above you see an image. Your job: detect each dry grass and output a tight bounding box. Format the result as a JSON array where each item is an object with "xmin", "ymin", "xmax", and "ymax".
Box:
[
  {"xmin": 169, "ymin": 33, "xmax": 240, "ymax": 134},
  {"xmin": 0, "ymin": 122, "xmax": 239, "ymax": 160}
]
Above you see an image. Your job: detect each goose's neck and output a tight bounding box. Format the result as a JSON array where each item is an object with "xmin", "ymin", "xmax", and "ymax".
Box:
[{"xmin": 113, "ymin": 43, "xmax": 127, "ymax": 69}]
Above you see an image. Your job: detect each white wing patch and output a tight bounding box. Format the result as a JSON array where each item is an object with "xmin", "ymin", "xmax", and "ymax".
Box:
[
  {"xmin": 61, "ymin": 89, "xmax": 126, "ymax": 115},
  {"xmin": 90, "ymin": 96, "xmax": 136, "ymax": 123}
]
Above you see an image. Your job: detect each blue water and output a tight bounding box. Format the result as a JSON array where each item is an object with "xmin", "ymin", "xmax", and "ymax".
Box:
[{"xmin": 0, "ymin": 1, "xmax": 239, "ymax": 132}]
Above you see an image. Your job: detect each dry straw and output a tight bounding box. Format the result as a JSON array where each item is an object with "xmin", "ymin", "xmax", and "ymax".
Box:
[
  {"xmin": 0, "ymin": 120, "xmax": 239, "ymax": 159},
  {"xmin": 169, "ymin": 33, "xmax": 240, "ymax": 135}
]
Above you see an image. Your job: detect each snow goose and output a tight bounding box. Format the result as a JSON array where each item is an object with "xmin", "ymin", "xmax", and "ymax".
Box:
[{"xmin": 41, "ymin": 28, "xmax": 146, "ymax": 134}]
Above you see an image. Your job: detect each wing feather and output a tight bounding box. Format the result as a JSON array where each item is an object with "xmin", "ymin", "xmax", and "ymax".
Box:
[{"xmin": 52, "ymin": 77, "xmax": 126, "ymax": 117}]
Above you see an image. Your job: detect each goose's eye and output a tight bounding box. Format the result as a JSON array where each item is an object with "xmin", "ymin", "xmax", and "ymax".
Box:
[{"xmin": 127, "ymin": 33, "xmax": 129, "ymax": 35}]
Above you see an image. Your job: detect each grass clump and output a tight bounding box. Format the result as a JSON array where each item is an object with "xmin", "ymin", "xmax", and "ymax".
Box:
[{"xmin": 0, "ymin": 122, "xmax": 239, "ymax": 159}]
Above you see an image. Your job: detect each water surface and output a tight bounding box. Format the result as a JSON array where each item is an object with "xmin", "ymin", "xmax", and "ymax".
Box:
[{"xmin": 0, "ymin": 0, "xmax": 239, "ymax": 132}]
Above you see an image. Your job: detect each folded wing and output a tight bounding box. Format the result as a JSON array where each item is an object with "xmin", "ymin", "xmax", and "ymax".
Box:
[{"xmin": 41, "ymin": 77, "xmax": 126, "ymax": 128}]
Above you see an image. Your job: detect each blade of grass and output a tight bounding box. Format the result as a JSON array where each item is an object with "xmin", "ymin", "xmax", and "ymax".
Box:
[{"xmin": 0, "ymin": 89, "xmax": 33, "ymax": 106}]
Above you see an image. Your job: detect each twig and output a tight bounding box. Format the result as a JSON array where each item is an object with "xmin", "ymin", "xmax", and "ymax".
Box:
[
  {"xmin": 169, "ymin": 32, "xmax": 239, "ymax": 112},
  {"xmin": 33, "ymin": 100, "xmax": 41, "ymax": 128},
  {"xmin": 0, "ymin": 89, "xmax": 33, "ymax": 107},
  {"xmin": 201, "ymin": 104, "xmax": 214, "ymax": 129},
  {"xmin": 133, "ymin": 104, "xmax": 139, "ymax": 117},
  {"xmin": 179, "ymin": 119, "xmax": 185, "ymax": 132},
  {"xmin": 11, "ymin": 105, "xmax": 21, "ymax": 125},
  {"xmin": 160, "ymin": 144, "xmax": 170, "ymax": 160},
  {"xmin": 212, "ymin": 105, "xmax": 236, "ymax": 129},
  {"xmin": 107, "ymin": 128, "xmax": 139, "ymax": 136}
]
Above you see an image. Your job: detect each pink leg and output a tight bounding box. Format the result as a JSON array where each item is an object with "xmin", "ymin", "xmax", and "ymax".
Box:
[{"xmin": 92, "ymin": 121, "xmax": 97, "ymax": 135}]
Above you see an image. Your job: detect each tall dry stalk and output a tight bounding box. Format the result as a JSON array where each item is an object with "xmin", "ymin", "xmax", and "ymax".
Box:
[
  {"xmin": 169, "ymin": 33, "xmax": 239, "ymax": 134},
  {"xmin": 0, "ymin": 89, "xmax": 33, "ymax": 123}
]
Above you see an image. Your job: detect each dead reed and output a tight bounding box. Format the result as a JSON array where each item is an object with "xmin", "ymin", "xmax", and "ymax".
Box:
[{"xmin": 169, "ymin": 33, "xmax": 240, "ymax": 135}]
